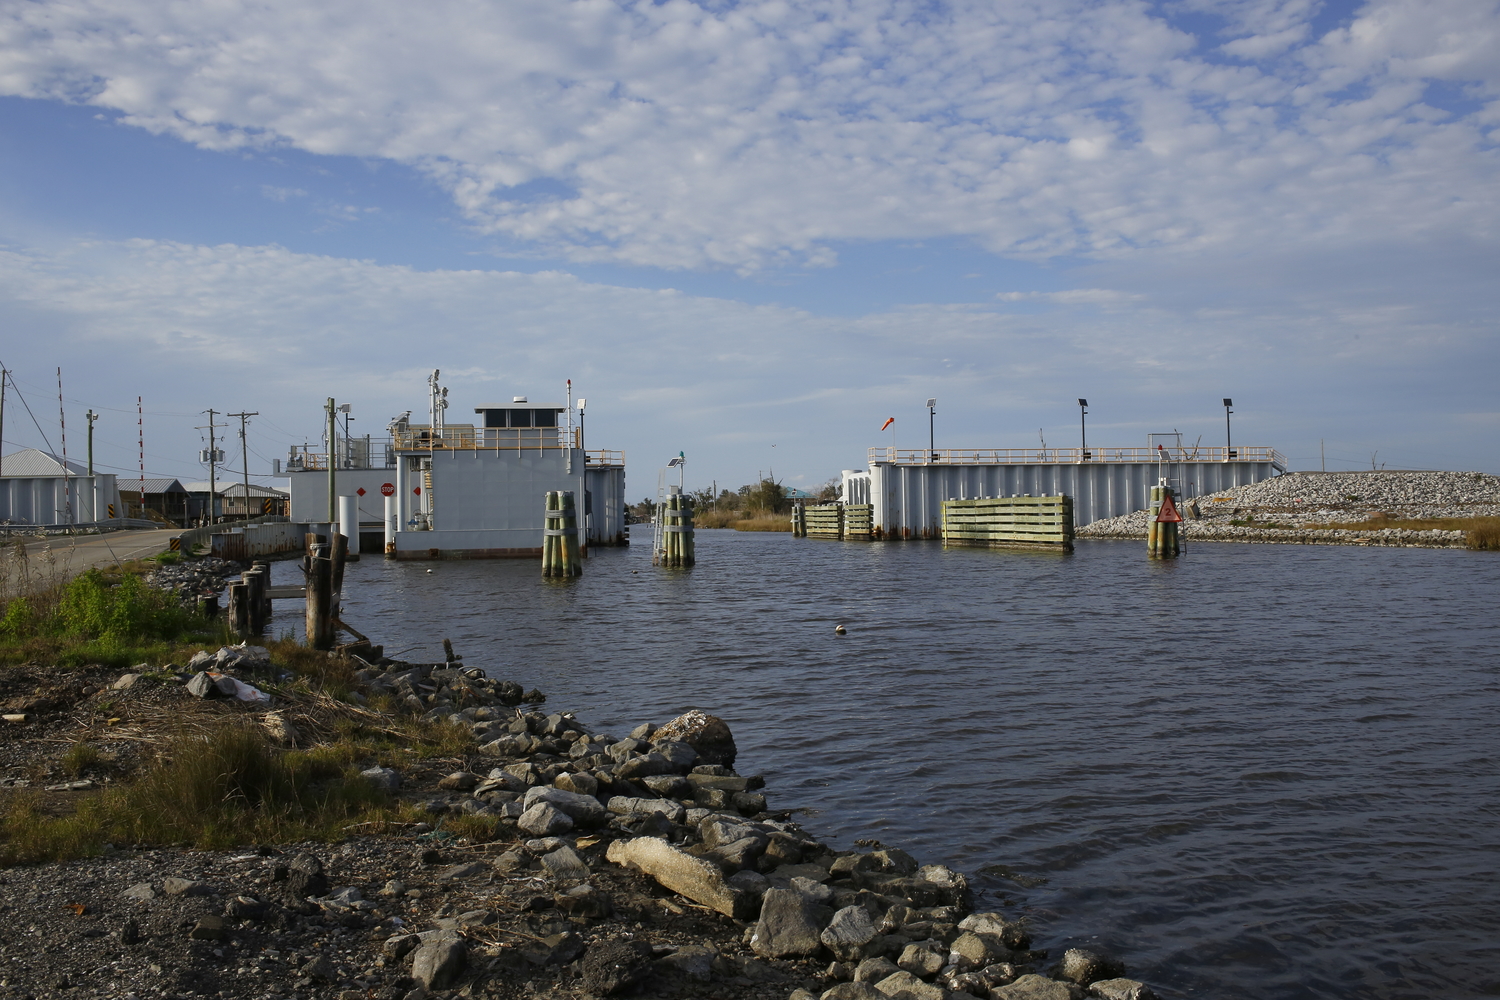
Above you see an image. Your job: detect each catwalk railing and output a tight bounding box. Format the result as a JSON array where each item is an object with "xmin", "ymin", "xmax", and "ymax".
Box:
[{"xmin": 869, "ymin": 445, "xmax": 1285, "ymax": 468}]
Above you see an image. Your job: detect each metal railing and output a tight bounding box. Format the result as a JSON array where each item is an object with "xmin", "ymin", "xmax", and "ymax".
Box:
[
  {"xmin": 868, "ymin": 445, "xmax": 1286, "ymax": 467},
  {"xmin": 394, "ymin": 425, "xmax": 569, "ymax": 451},
  {"xmin": 586, "ymin": 450, "xmax": 625, "ymax": 467}
]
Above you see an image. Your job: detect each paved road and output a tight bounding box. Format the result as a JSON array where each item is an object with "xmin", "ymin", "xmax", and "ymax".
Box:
[{"xmin": 4, "ymin": 527, "xmax": 180, "ymax": 583}]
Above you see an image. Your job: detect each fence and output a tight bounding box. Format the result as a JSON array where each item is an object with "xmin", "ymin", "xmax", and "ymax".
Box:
[{"xmin": 941, "ymin": 496, "xmax": 1073, "ymax": 550}]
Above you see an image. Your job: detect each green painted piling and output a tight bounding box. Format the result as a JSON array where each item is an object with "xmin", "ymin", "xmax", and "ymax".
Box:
[
  {"xmin": 543, "ymin": 490, "xmax": 583, "ymax": 577},
  {"xmin": 1148, "ymin": 484, "xmax": 1181, "ymax": 559},
  {"xmin": 655, "ymin": 493, "xmax": 696, "ymax": 567}
]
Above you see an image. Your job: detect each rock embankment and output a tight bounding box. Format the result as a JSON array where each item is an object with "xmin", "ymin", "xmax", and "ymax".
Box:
[
  {"xmin": 1077, "ymin": 470, "xmax": 1500, "ymax": 547},
  {"xmin": 3, "ymin": 657, "xmax": 1158, "ymax": 1000}
]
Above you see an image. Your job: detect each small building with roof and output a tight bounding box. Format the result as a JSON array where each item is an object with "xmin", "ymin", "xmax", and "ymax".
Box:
[{"xmin": 0, "ymin": 448, "xmax": 121, "ymax": 525}]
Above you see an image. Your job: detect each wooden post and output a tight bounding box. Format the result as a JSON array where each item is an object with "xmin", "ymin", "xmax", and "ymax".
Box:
[
  {"xmin": 242, "ymin": 568, "xmax": 264, "ymax": 635},
  {"xmin": 253, "ymin": 560, "xmax": 272, "ymax": 620},
  {"xmin": 227, "ymin": 581, "xmax": 247, "ymax": 635},
  {"xmin": 792, "ymin": 503, "xmax": 805, "ymax": 537},
  {"xmin": 305, "ymin": 532, "xmax": 333, "ymax": 650}
]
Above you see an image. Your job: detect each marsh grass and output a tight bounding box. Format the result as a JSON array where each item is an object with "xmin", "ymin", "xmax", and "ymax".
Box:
[
  {"xmin": 1298, "ymin": 514, "xmax": 1500, "ymax": 550},
  {"xmin": 1, "ymin": 723, "xmax": 404, "ymax": 865},
  {"xmin": 731, "ymin": 515, "xmax": 793, "ymax": 532}
]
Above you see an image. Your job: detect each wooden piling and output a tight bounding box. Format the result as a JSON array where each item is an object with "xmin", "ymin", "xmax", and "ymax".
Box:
[
  {"xmin": 227, "ymin": 581, "xmax": 248, "ymax": 635},
  {"xmin": 543, "ymin": 491, "xmax": 583, "ymax": 577},
  {"xmin": 1148, "ymin": 485, "xmax": 1181, "ymax": 559},
  {"xmin": 242, "ymin": 567, "xmax": 265, "ymax": 634},
  {"xmin": 791, "ymin": 504, "xmax": 806, "ymax": 537},
  {"xmin": 305, "ymin": 532, "xmax": 334, "ymax": 650},
  {"xmin": 253, "ymin": 560, "xmax": 272, "ymax": 619},
  {"xmin": 655, "ymin": 493, "xmax": 695, "ymax": 567}
]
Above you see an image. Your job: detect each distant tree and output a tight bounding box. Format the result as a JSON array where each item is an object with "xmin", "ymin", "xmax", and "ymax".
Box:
[
  {"xmin": 739, "ymin": 475, "xmax": 789, "ymax": 514},
  {"xmin": 816, "ymin": 476, "xmax": 841, "ymax": 502}
]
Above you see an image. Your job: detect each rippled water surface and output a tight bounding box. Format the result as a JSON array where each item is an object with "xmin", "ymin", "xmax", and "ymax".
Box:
[{"xmin": 273, "ymin": 532, "xmax": 1500, "ymax": 999}]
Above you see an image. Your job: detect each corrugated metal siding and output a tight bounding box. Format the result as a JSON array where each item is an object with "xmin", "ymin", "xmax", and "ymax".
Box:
[
  {"xmin": 0, "ymin": 473, "xmax": 119, "ymax": 524},
  {"xmin": 584, "ymin": 465, "xmax": 627, "ymax": 545},
  {"xmin": 869, "ymin": 461, "xmax": 1283, "ymax": 536}
]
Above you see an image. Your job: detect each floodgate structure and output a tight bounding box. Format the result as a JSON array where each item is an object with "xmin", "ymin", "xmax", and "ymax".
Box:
[
  {"xmin": 842, "ymin": 435, "xmax": 1286, "ymax": 540},
  {"xmin": 282, "ymin": 389, "xmax": 625, "ymax": 560}
]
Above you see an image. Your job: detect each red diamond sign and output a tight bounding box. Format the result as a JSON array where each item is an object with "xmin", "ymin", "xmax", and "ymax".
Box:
[{"xmin": 356, "ymin": 487, "xmax": 366, "ymax": 497}]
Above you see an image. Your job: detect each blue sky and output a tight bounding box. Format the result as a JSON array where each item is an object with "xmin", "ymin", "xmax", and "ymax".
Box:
[{"xmin": 0, "ymin": 0, "xmax": 1496, "ymax": 493}]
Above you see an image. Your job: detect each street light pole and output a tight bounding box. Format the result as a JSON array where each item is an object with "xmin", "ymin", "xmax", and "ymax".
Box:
[
  {"xmin": 1078, "ymin": 399, "xmax": 1089, "ymax": 461},
  {"xmin": 926, "ymin": 398, "xmax": 937, "ymax": 463},
  {"xmin": 1223, "ymin": 398, "xmax": 1234, "ymax": 458}
]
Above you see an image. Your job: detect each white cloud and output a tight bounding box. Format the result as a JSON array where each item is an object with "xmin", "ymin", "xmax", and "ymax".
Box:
[
  {"xmin": 0, "ymin": 0, "xmax": 1495, "ymax": 269},
  {"xmin": 0, "ymin": 237, "xmax": 1493, "ymax": 480}
]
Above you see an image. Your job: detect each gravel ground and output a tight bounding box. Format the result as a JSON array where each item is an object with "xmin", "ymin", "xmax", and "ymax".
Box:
[
  {"xmin": 2, "ymin": 649, "xmax": 1139, "ymax": 1000},
  {"xmin": 1077, "ymin": 470, "xmax": 1500, "ymax": 546}
]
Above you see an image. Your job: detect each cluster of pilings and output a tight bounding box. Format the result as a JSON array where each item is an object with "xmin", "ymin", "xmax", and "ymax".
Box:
[
  {"xmin": 1148, "ymin": 483, "xmax": 1181, "ymax": 559},
  {"xmin": 226, "ymin": 561, "xmax": 271, "ymax": 634},
  {"xmin": 543, "ymin": 490, "xmax": 583, "ymax": 577},
  {"xmin": 655, "ymin": 494, "xmax": 695, "ymax": 567},
  {"xmin": 304, "ymin": 530, "xmax": 349, "ymax": 649}
]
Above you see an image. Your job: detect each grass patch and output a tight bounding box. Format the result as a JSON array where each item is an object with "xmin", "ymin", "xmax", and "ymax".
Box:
[
  {"xmin": 60, "ymin": 741, "xmax": 103, "ymax": 778},
  {"xmin": 1, "ymin": 724, "xmax": 400, "ymax": 865},
  {"xmin": 1298, "ymin": 515, "xmax": 1500, "ymax": 549},
  {"xmin": 732, "ymin": 515, "xmax": 793, "ymax": 532}
]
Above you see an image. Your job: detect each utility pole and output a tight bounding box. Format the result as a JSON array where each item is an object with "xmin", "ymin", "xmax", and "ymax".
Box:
[
  {"xmin": 57, "ymin": 368, "xmax": 73, "ymax": 523},
  {"xmin": 204, "ymin": 409, "xmax": 219, "ymax": 525},
  {"xmin": 0, "ymin": 365, "xmax": 8, "ymax": 477},
  {"xmin": 85, "ymin": 410, "xmax": 97, "ymax": 476},
  {"xmin": 86, "ymin": 409, "xmax": 99, "ymax": 523},
  {"xmin": 326, "ymin": 397, "xmax": 337, "ymax": 525},
  {"xmin": 229, "ymin": 410, "xmax": 259, "ymax": 521}
]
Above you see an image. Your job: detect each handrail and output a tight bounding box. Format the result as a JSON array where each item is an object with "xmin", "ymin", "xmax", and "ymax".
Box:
[
  {"xmin": 868, "ymin": 446, "xmax": 1286, "ymax": 468},
  {"xmin": 394, "ymin": 426, "xmax": 569, "ymax": 451},
  {"xmin": 586, "ymin": 450, "xmax": 626, "ymax": 467}
]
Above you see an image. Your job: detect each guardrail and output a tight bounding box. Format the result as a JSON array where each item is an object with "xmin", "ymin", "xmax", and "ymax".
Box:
[
  {"xmin": 0, "ymin": 517, "xmax": 161, "ymax": 536},
  {"xmin": 870, "ymin": 445, "xmax": 1286, "ymax": 468}
]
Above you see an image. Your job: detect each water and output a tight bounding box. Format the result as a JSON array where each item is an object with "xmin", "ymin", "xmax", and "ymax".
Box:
[{"xmin": 271, "ymin": 532, "xmax": 1500, "ymax": 999}]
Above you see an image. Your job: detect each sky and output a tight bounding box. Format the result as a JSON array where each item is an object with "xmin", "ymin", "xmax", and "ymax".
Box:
[{"xmin": 0, "ymin": 0, "xmax": 1496, "ymax": 496}]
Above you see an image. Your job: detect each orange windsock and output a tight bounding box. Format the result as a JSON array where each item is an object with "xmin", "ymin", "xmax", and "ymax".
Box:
[{"xmin": 880, "ymin": 417, "xmax": 895, "ymax": 431}]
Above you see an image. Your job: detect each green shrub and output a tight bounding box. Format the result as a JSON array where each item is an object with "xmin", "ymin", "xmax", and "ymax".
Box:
[{"xmin": 0, "ymin": 597, "xmax": 35, "ymax": 638}]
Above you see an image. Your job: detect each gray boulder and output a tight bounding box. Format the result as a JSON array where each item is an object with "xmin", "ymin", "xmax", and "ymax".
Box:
[
  {"xmin": 897, "ymin": 940, "xmax": 946, "ymax": 977},
  {"xmin": 854, "ymin": 957, "xmax": 901, "ymax": 983},
  {"xmin": 606, "ymin": 796, "xmax": 686, "ymax": 824},
  {"xmin": 992, "ymin": 974, "xmax": 1086, "ymax": 1000},
  {"xmin": 540, "ymin": 846, "xmax": 591, "ymax": 881},
  {"xmin": 518, "ymin": 802, "xmax": 574, "ymax": 837},
  {"xmin": 410, "ymin": 934, "xmax": 467, "ymax": 990},
  {"xmin": 1089, "ymin": 979, "xmax": 1157, "ymax": 1000},
  {"xmin": 752, "ymin": 887, "xmax": 826, "ymax": 958},
  {"xmin": 360, "ymin": 766, "xmax": 401, "ymax": 792},
  {"xmin": 1055, "ymin": 948, "xmax": 1126, "ymax": 986},
  {"xmin": 523, "ymin": 785, "xmax": 607, "ymax": 825},
  {"xmin": 821, "ymin": 904, "xmax": 879, "ymax": 961},
  {"xmin": 873, "ymin": 970, "xmax": 946, "ymax": 999},
  {"xmin": 606, "ymin": 836, "xmax": 757, "ymax": 920},
  {"xmin": 821, "ymin": 984, "xmax": 886, "ymax": 1000}
]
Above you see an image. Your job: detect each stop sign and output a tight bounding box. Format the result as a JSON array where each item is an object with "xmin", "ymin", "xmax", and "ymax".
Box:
[{"xmin": 380, "ymin": 482, "xmax": 396, "ymax": 497}]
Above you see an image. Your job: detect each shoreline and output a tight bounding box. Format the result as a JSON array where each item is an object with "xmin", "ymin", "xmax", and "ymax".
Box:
[{"xmin": 1, "ymin": 642, "xmax": 1158, "ymax": 1000}]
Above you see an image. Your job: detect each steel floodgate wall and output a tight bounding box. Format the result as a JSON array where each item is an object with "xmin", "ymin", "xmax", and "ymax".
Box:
[{"xmin": 865, "ymin": 447, "xmax": 1285, "ymax": 538}]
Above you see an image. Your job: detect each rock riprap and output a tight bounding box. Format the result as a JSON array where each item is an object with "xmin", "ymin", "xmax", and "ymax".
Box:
[{"xmin": 1077, "ymin": 470, "xmax": 1500, "ymax": 548}]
